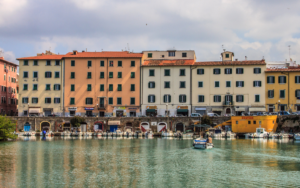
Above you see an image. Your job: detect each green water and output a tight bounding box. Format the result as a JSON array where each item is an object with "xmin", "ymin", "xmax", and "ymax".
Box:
[{"xmin": 0, "ymin": 137, "xmax": 300, "ymax": 188}]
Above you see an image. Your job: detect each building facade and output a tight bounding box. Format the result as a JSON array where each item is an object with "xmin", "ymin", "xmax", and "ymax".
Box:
[
  {"xmin": 141, "ymin": 50, "xmax": 195, "ymax": 117},
  {"xmin": 0, "ymin": 56, "xmax": 18, "ymax": 116},
  {"xmin": 64, "ymin": 51, "xmax": 143, "ymax": 117},
  {"xmin": 192, "ymin": 51, "xmax": 266, "ymax": 115},
  {"xmin": 17, "ymin": 52, "xmax": 64, "ymax": 116},
  {"xmin": 265, "ymin": 66, "xmax": 300, "ymax": 112}
]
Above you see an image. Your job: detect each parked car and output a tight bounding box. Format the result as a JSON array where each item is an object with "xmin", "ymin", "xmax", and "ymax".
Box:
[
  {"xmin": 175, "ymin": 114, "xmax": 186, "ymax": 117},
  {"xmin": 48, "ymin": 114, "xmax": 59, "ymax": 117},
  {"xmin": 278, "ymin": 111, "xmax": 290, "ymax": 115},
  {"xmin": 291, "ymin": 111, "xmax": 300, "ymax": 115},
  {"xmin": 207, "ymin": 113, "xmax": 220, "ymax": 117},
  {"xmin": 256, "ymin": 112, "xmax": 268, "ymax": 116},
  {"xmin": 191, "ymin": 113, "xmax": 201, "ymax": 117},
  {"xmin": 139, "ymin": 115, "xmax": 147, "ymax": 117},
  {"xmin": 29, "ymin": 114, "xmax": 39, "ymax": 117},
  {"xmin": 104, "ymin": 115, "xmax": 112, "ymax": 117},
  {"xmin": 268, "ymin": 112, "xmax": 279, "ymax": 115},
  {"xmin": 156, "ymin": 115, "xmax": 164, "ymax": 117}
]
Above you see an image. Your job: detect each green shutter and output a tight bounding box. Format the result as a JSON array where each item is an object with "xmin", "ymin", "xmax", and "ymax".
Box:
[
  {"xmin": 100, "ymin": 72, "xmax": 104, "ymax": 78},
  {"xmin": 183, "ymin": 95, "xmax": 186, "ymax": 102},
  {"xmin": 118, "ymin": 61, "xmax": 122, "ymax": 66},
  {"xmin": 71, "ymin": 85, "xmax": 74, "ymax": 91},
  {"xmin": 131, "ymin": 61, "xmax": 135, "ymax": 67},
  {"xmin": 153, "ymin": 95, "xmax": 155, "ymax": 103},
  {"xmin": 148, "ymin": 95, "xmax": 151, "ymax": 102},
  {"xmin": 88, "ymin": 61, "xmax": 92, "ymax": 67},
  {"xmin": 100, "ymin": 61, "xmax": 104, "ymax": 66},
  {"xmin": 253, "ymin": 81, "xmax": 255, "ymax": 87}
]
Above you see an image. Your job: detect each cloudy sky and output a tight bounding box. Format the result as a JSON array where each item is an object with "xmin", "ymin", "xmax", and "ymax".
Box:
[{"xmin": 0, "ymin": 0, "xmax": 300, "ymax": 64}]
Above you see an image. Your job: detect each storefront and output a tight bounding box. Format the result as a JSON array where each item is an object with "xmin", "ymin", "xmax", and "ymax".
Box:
[
  {"xmin": 235, "ymin": 107, "xmax": 245, "ymax": 116},
  {"xmin": 108, "ymin": 121, "xmax": 120, "ymax": 132},
  {"xmin": 116, "ymin": 107, "xmax": 126, "ymax": 117},
  {"xmin": 146, "ymin": 106, "xmax": 157, "ymax": 117},
  {"xmin": 29, "ymin": 107, "xmax": 40, "ymax": 116},
  {"xmin": 85, "ymin": 107, "xmax": 94, "ymax": 116},
  {"xmin": 212, "ymin": 108, "xmax": 222, "ymax": 115},
  {"xmin": 195, "ymin": 108, "xmax": 206, "ymax": 115},
  {"xmin": 177, "ymin": 106, "xmax": 189, "ymax": 116},
  {"xmin": 43, "ymin": 108, "xmax": 53, "ymax": 116},
  {"xmin": 94, "ymin": 121, "xmax": 103, "ymax": 131},
  {"xmin": 68, "ymin": 107, "xmax": 77, "ymax": 116},
  {"xmin": 128, "ymin": 108, "xmax": 137, "ymax": 117}
]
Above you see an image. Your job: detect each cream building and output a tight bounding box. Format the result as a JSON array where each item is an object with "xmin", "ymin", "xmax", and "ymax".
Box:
[
  {"xmin": 141, "ymin": 50, "xmax": 195, "ymax": 117},
  {"xmin": 17, "ymin": 51, "xmax": 65, "ymax": 116},
  {"xmin": 192, "ymin": 51, "xmax": 266, "ymax": 115}
]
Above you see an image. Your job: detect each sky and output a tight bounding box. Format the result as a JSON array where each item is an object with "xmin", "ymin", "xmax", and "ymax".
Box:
[{"xmin": 1, "ymin": 0, "xmax": 300, "ymax": 64}]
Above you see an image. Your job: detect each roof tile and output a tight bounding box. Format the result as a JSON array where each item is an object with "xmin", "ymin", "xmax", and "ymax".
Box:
[
  {"xmin": 64, "ymin": 51, "xmax": 143, "ymax": 58},
  {"xmin": 194, "ymin": 60, "xmax": 265, "ymax": 66},
  {"xmin": 142, "ymin": 59, "xmax": 194, "ymax": 66}
]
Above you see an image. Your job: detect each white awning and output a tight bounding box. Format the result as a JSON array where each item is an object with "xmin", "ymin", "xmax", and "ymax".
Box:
[
  {"xmin": 249, "ymin": 108, "xmax": 266, "ymax": 112},
  {"xmin": 235, "ymin": 108, "xmax": 245, "ymax": 112},
  {"xmin": 108, "ymin": 121, "xmax": 120, "ymax": 125},
  {"xmin": 29, "ymin": 108, "xmax": 40, "ymax": 113},
  {"xmin": 212, "ymin": 108, "xmax": 223, "ymax": 111}
]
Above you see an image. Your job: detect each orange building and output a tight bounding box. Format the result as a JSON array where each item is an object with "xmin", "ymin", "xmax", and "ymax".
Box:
[{"xmin": 64, "ymin": 51, "xmax": 143, "ymax": 117}]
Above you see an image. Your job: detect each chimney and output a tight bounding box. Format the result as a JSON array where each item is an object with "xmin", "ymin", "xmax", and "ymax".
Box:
[
  {"xmin": 245, "ymin": 56, "xmax": 247, "ymax": 60},
  {"xmin": 73, "ymin": 50, "xmax": 77, "ymax": 55},
  {"xmin": 0, "ymin": 57, "xmax": 4, "ymax": 60}
]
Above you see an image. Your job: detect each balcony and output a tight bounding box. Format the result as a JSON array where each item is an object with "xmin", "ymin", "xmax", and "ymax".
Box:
[
  {"xmin": 98, "ymin": 103, "xmax": 106, "ymax": 110},
  {"xmin": 223, "ymin": 101, "xmax": 234, "ymax": 106}
]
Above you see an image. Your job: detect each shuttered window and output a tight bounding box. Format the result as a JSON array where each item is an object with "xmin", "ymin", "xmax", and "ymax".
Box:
[
  {"xmin": 197, "ymin": 69, "xmax": 204, "ymax": 75},
  {"xmin": 71, "ymin": 85, "xmax": 75, "ymax": 91},
  {"xmin": 224, "ymin": 68, "xmax": 232, "ymax": 74},
  {"xmin": 164, "ymin": 69, "xmax": 170, "ymax": 76},
  {"xmin": 86, "ymin": 98, "xmax": 93, "ymax": 104},
  {"xmin": 213, "ymin": 68, "xmax": 221, "ymax": 74},
  {"xmin": 295, "ymin": 76, "xmax": 300, "ymax": 83},
  {"xmin": 254, "ymin": 68, "xmax": 261, "ymax": 74},
  {"xmin": 163, "ymin": 95, "xmax": 171, "ymax": 103},
  {"xmin": 54, "ymin": 84, "xmax": 61, "ymax": 91},
  {"xmin": 253, "ymin": 81, "xmax": 262, "ymax": 87},
  {"xmin": 198, "ymin": 95, "xmax": 204, "ymax": 102},
  {"xmin": 130, "ymin": 98, "xmax": 135, "ymax": 105},
  {"xmin": 214, "ymin": 95, "xmax": 221, "ymax": 102},
  {"xmin": 108, "ymin": 98, "xmax": 113, "ymax": 105},
  {"xmin": 33, "ymin": 84, "xmax": 38, "ymax": 91},
  {"xmin": 131, "ymin": 72, "xmax": 135, "ymax": 78},
  {"xmin": 71, "ymin": 72, "xmax": 75, "ymax": 79},
  {"xmin": 149, "ymin": 69, "xmax": 155, "ymax": 76},
  {"xmin": 236, "ymin": 95, "xmax": 244, "ymax": 102},
  {"xmin": 109, "ymin": 84, "xmax": 113, "ymax": 91},
  {"xmin": 236, "ymin": 81, "xmax": 244, "ymax": 87},
  {"xmin": 278, "ymin": 76, "xmax": 286, "ymax": 84},
  {"xmin": 255, "ymin": 95, "xmax": 260, "ymax": 102},
  {"xmin": 148, "ymin": 95, "xmax": 155, "ymax": 103},
  {"xmin": 118, "ymin": 61, "xmax": 122, "ymax": 67},
  {"xmin": 179, "ymin": 95, "xmax": 186, "ymax": 103},
  {"xmin": 180, "ymin": 69, "xmax": 185, "ymax": 76},
  {"xmin": 88, "ymin": 61, "xmax": 92, "ymax": 67},
  {"xmin": 131, "ymin": 84, "xmax": 135, "ymax": 91},
  {"xmin": 198, "ymin": 81, "xmax": 203, "ymax": 88},
  {"xmin": 280, "ymin": 90, "xmax": 285, "ymax": 98},
  {"xmin": 109, "ymin": 72, "xmax": 113, "ymax": 78},
  {"xmin": 215, "ymin": 81, "xmax": 220, "ymax": 87},
  {"xmin": 118, "ymin": 72, "xmax": 122, "ymax": 78},
  {"xmin": 100, "ymin": 61, "xmax": 104, "ymax": 67},
  {"xmin": 295, "ymin": 90, "xmax": 300, "ymax": 98},
  {"xmin": 149, "ymin": 82, "xmax": 155, "ymax": 88},
  {"xmin": 54, "ymin": 98, "xmax": 60, "ymax": 103},
  {"xmin": 100, "ymin": 72, "xmax": 104, "ymax": 78},
  {"xmin": 32, "ymin": 98, "xmax": 38, "ymax": 104},
  {"xmin": 45, "ymin": 72, "xmax": 52, "ymax": 78},
  {"xmin": 117, "ymin": 98, "xmax": 122, "ymax": 105},
  {"xmin": 180, "ymin": 81, "xmax": 186, "ymax": 88},
  {"xmin": 236, "ymin": 68, "xmax": 243, "ymax": 74},
  {"xmin": 268, "ymin": 90, "xmax": 274, "ymax": 98},
  {"xmin": 45, "ymin": 98, "xmax": 51, "ymax": 103},
  {"xmin": 267, "ymin": 76, "xmax": 275, "ymax": 84},
  {"xmin": 117, "ymin": 84, "xmax": 122, "ymax": 91},
  {"xmin": 164, "ymin": 82, "xmax": 170, "ymax": 88},
  {"xmin": 226, "ymin": 81, "xmax": 231, "ymax": 87},
  {"xmin": 87, "ymin": 84, "xmax": 92, "ymax": 91},
  {"xmin": 100, "ymin": 84, "xmax": 104, "ymax": 91},
  {"xmin": 71, "ymin": 60, "xmax": 75, "ymax": 66},
  {"xmin": 131, "ymin": 61, "xmax": 135, "ymax": 67},
  {"xmin": 70, "ymin": 98, "xmax": 75, "ymax": 105},
  {"xmin": 87, "ymin": 72, "xmax": 92, "ymax": 79},
  {"xmin": 46, "ymin": 84, "xmax": 51, "ymax": 91}
]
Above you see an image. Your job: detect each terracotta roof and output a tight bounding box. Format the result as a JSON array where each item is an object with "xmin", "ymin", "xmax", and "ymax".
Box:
[
  {"xmin": 17, "ymin": 55, "xmax": 65, "ymax": 60},
  {"xmin": 142, "ymin": 59, "xmax": 195, "ymax": 66},
  {"xmin": 0, "ymin": 58, "xmax": 18, "ymax": 66},
  {"xmin": 265, "ymin": 67, "xmax": 300, "ymax": 72},
  {"xmin": 194, "ymin": 60, "xmax": 265, "ymax": 66},
  {"xmin": 64, "ymin": 51, "xmax": 143, "ymax": 58}
]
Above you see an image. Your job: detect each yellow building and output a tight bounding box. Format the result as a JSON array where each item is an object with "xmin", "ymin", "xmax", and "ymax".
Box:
[
  {"xmin": 265, "ymin": 67, "xmax": 300, "ymax": 112},
  {"xmin": 17, "ymin": 51, "xmax": 65, "ymax": 116}
]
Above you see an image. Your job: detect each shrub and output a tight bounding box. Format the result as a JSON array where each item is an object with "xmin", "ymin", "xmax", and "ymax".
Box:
[
  {"xmin": 70, "ymin": 116, "xmax": 85, "ymax": 127},
  {"xmin": 0, "ymin": 116, "xmax": 18, "ymax": 140},
  {"xmin": 36, "ymin": 130, "xmax": 41, "ymax": 132},
  {"xmin": 201, "ymin": 115, "xmax": 212, "ymax": 125}
]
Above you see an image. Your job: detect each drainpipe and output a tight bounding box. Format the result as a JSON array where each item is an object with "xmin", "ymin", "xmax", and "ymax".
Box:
[
  {"xmin": 190, "ymin": 66, "xmax": 198, "ymax": 115},
  {"xmin": 62, "ymin": 59, "xmax": 65, "ymax": 117},
  {"xmin": 140, "ymin": 58, "xmax": 142, "ymax": 116}
]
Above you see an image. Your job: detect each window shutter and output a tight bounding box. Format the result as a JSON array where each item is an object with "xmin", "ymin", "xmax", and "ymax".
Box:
[
  {"xmin": 236, "ymin": 69, "xmax": 238, "ymax": 74},
  {"xmin": 163, "ymin": 96, "xmax": 166, "ymax": 103},
  {"xmin": 218, "ymin": 96, "xmax": 221, "ymax": 102},
  {"xmin": 278, "ymin": 76, "xmax": 280, "ymax": 83},
  {"xmin": 183, "ymin": 95, "xmax": 186, "ymax": 102},
  {"xmin": 241, "ymin": 69, "xmax": 244, "ymax": 74},
  {"xmin": 153, "ymin": 95, "xmax": 155, "ymax": 103},
  {"xmin": 153, "ymin": 82, "xmax": 155, "ymax": 88},
  {"xmin": 148, "ymin": 95, "xmax": 150, "ymax": 102},
  {"xmin": 53, "ymin": 85, "xmax": 55, "ymax": 90},
  {"xmin": 253, "ymin": 81, "xmax": 255, "ymax": 87},
  {"xmin": 148, "ymin": 82, "xmax": 150, "ymax": 88},
  {"xmin": 45, "ymin": 72, "xmax": 47, "ymax": 77},
  {"xmin": 296, "ymin": 90, "xmax": 298, "ymax": 97},
  {"xmin": 45, "ymin": 98, "xmax": 47, "ymax": 103},
  {"xmin": 267, "ymin": 77, "xmax": 270, "ymax": 83},
  {"xmin": 284, "ymin": 76, "xmax": 286, "ymax": 83},
  {"xmin": 230, "ymin": 69, "xmax": 232, "ymax": 74},
  {"xmin": 259, "ymin": 81, "xmax": 261, "ymax": 87},
  {"xmin": 295, "ymin": 76, "xmax": 297, "ymax": 83},
  {"xmin": 179, "ymin": 96, "xmax": 181, "ymax": 102},
  {"xmin": 169, "ymin": 95, "xmax": 171, "ymax": 103},
  {"xmin": 85, "ymin": 98, "xmax": 87, "ymax": 104},
  {"xmin": 236, "ymin": 95, "xmax": 238, "ymax": 102},
  {"xmin": 241, "ymin": 95, "xmax": 244, "ymax": 102},
  {"xmin": 58, "ymin": 85, "xmax": 61, "ymax": 90}
]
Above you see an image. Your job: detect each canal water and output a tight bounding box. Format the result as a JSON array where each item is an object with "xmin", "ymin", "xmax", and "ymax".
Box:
[{"xmin": 0, "ymin": 137, "xmax": 300, "ymax": 188}]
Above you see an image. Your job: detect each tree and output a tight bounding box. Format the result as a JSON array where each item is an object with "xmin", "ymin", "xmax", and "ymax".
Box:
[
  {"xmin": 70, "ymin": 116, "xmax": 85, "ymax": 127},
  {"xmin": 0, "ymin": 116, "xmax": 17, "ymax": 140},
  {"xmin": 201, "ymin": 115, "xmax": 212, "ymax": 125}
]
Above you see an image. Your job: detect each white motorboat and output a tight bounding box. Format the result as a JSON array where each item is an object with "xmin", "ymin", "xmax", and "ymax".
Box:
[
  {"xmin": 162, "ymin": 130, "xmax": 174, "ymax": 137},
  {"xmin": 71, "ymin": 132, "xmax": 80, "ymax": 137},
  {"xmin": 145, "ymin": 131, "xmax": 153, "ymax": 138},
  {"xmin": 61, "ymin": 131, "xmax": 71, "ymax": 137},
  {"xmin": 249, "ymin": 128, "xmax": 268, "ymax": 138},
  {"xmin": 124, "ymin": 129, "xmax": 133, "ymax": 137},
  {"xmin": 213, "ymin": 129, "xmax": 222, "ymax": 138},
  {"xmin": 294, "ymin": 133, "xmax": 300, "ymax": 140},
  {"xmin": 225, "ymin": 131, "xmax": 236, "ymax": 138},
  {"xmin": 221, "ymin": 131, "xmax": 226, "ymax": 138},
  {"xmin": 107, "ymin": 132, "xmax": 113, "ymax": 137},
  {"xmin": 182, "ymin": 131, "xmax": 193, "ymax": 138},
  {"xmin": 193, "ymin": 138, "xmax": 214, "ymax": 149},
  {"xmin": 174, "ymin": 131, "xmax": 183, "ymax": 138},
  {"xmin": 279, "ymin": 133, "xmax": 289, "ymax": 139},
  {"xmin": 102, "ymin": 132, "xmax": 108, "ymax": 137},
  {"xmin": 82, "ymin": 132, "xmax": 92, "ymax": 137},
  {"xmin": 113, "ymin": 130, "xmax": 123, "ymax": 137}
]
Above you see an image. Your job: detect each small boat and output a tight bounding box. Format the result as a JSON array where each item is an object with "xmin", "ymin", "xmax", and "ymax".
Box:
[
  {"xmin": 145, "ymin": 130, "xmax": 153, "ymax": 138},
  {"xmin": 102, "ymin": 132, "xmax": 108, "ymax": 137},
  {"xmin": 113, "ymin": 130, "xmax": 123, "ymax": 137},
  {"xmin": 71, "ymin": 132, "xmax": 80, "ymax": 137},
  {"xmin": 174, "ymin": 131, "xmax": 183, "ymax": 138},
  {"xmin": 162, "ymin": 130, "xmax": 174, "ymax": 137},
  {"xmin": 249, "ymin": 128, "xmax": 268, "ymax": 138},
  {"xmin": 107, "ymin": 132, "xmax": 113, "ymax": 137},
  {"xmin": 182, "ymin": 131, "xmax": 193, "ymax": 138},
  {"xmin": 61, "ymin": 131, "xmax": 71, "ymax": 137},
  {"xmin": 124, "ymin": 129, "xmax": 133, "ymax": 137},
  {"xmin": 279, "ymin": 133, "xmax": 289, "ymax": 139},
  {"xmin": 294, "ymin": 133, "xmax": 300, "ymax": 140},
  {"xmin": 213, "ymin": 129, "xmax": 222, "ymax": 138},
  {"xmin": 288, "ymin": 133, "xmax": 294, "ymax": 139},
  {"xmin": 221, "ymin": 131, "xmax": 226, "ymax": 138},
  {"xmin": 193, "ymin": 137, "xmax": 214, "ymax": 149},
  {"xmin": 82, "ymin": 132, "xmax": 92, "ymax": 137},
  {"xmin": 225, "ymin": 131, "xmax": 236, "ymax": 138}
]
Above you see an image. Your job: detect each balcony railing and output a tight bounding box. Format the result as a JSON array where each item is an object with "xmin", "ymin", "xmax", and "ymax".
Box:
[
  {"xmin": 98, "ymin": 103, "xmax": 105, "ymax": 110},
  {"xmin": 223, "ymin": 101, "xmax": 234, "ymax": 106}
]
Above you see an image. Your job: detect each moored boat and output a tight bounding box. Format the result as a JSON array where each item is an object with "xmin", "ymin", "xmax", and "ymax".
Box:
[
  {"xmin": 193, "ymin": 137, "xmax": 214, "ymax": 149},
  {"xmin": 294, "ymin": 133, "xmax": 300, "ymax": 140}
]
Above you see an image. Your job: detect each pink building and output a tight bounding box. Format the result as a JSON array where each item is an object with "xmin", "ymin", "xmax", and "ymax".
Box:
[{"xmin": 0, "ymin": 56, "xmax": 18, "ymax": 116}]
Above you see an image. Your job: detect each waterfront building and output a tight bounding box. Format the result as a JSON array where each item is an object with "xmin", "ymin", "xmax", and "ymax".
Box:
[
  {"xmin": 192, "ymin": 51, "xmax": 266, "ymax": 116},
  {"xmin": 265, "ymin": 66, "xmax": 300, "ymax": 112},
  {"xmin": 17, "ymin": 51, "xmax": 64, "ymax": 116},
  {"xmin": 0, "ymin": 56, "xmax": 18, "ymax": 116},
  {"xmin": 64, "ymin": 51, "xmax": 143, "ymax": 117},
  {"xmin": 141, "ymin": 50, "xmax": 196, "ymax": 117}
]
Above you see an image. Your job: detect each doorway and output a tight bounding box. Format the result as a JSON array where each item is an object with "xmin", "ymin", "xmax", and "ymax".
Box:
[
  {"xmin": 44, "ymin": 110, "xmax": 52, "ymax": 116},
  {"xmin": 99, "ymin": 111, "xmax": 105, "ymax": 117},
  {"xmin": 116, "ymin": 111, "xmax": 124, "ymax": 117},
  {"xmin": 176, "ymin": 123, "xmax": 184, "ymax": 132},
  {"xmin": 130, "ymin": 112, "xmax": 136, "ymax": 117},
  {"xmin": 297, "ymin": 106, "xmax": 300, "ymax": 111},
  {"xmin": 226, "ymin": 108, "xmax": 231, "ymax": 114},
  {"xmin": 86, "ymin": 111, "xmax": 93, "ymax": 116},
  {"xmin": 269, "ymin": 105, "xmax": 274, "ymax": 112},
  {"xmin": 41, "ymin": 122, "xmax": 50, "ymax": 131},
  {"xmin": 280, "ymin": 105, "xmax": 285, "ymax": 111}
]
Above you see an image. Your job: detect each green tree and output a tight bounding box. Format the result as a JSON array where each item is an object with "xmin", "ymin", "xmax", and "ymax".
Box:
[
  {"xmin": 0, "ymin": 116, "xmax": 17, "ymax": 140},
  {"xmin": 70, "ymin": 116, "xmax": 85, "ymax": 127},
  {"xmin": 201, "ymin": 115, "xmax": 212, "ymax": 125}
]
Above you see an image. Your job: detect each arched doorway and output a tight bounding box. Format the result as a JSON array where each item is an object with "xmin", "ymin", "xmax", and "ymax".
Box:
[
  {"xmin": 176, "ymin": 123, "xmax": 184, "ymax": 132},
  {"xmin": 226, "ymin": 108, "xmax": 231, "ymax": 114},
  {"xmin": 140, "ymin": 122, "xmax": 149, "ymax": 132},
  {"xmin": 157, "ymin": 122, "xmax": 167, "ymax": 132},
  {"xmin": 40, "ymin": 122, "xmax": 51, "ymax": 131},
  {"xmin": 24, "ymin": 122, "xmax": 31, "ymax": 132},
  {"xmin": 94, "ymin": 121, "xmax": 103, "ymax": 131},
  {"xmin": 125, "ymin": 122, "xmax": 133, "ymax": 132}
]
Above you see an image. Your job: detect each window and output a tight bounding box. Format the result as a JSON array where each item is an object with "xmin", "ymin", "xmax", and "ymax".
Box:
[
  {"xmin": 71, "ymin": 84, "xmax": 75, "ymax": 91},
  {"xmin": 198, "ymin": 95, "xmax": 204, "ymax": 102},
  {"xmin": 54, "ymin": 84, "xmax": 61, "ymax": 91},
  {"xmin": 88, "ymin": 61, "xmax": 92, "ymax": 67},
  {"xmin": 253, "ymin": 121, "xmax": 256, "ymax": 124},
  {"xmin": 149, "ymin": 69, "xmax": 155, "ymax": 76},
  {"xmin": 100, "ymin": 72, "xmax": 104, "ymax": 78},
  {"xmin": 46, "ymin": 84, "xmax": 51, "ymax": 91},
  {"xmin": 148, "ymin": 95, "xmax": 155, "ymax": 103},
  {"xmin": 100, "ymin": 84, "xmax": 104, "ymax": 91},
  {"xmin": 32, "ymin": 98, "xmax": 38, "ymax": 104},
  {"xmin": 55, "ymin": 60, "xmax": 60, "ymax": 66},
  {"xmin": 118, "ymin": 61, "xmax": 122, "ymax": 67},
  {"xmin": 268, "ymin": 90, "xmax": 274, "ymax": 98},
  {"xmin": 278, "ymin": 76, "xmax": 286, "ymax": 84},
  {"xmin": 23, "ymin": 71, "xmax": 28, "ymax": 78},
  {"xmin": 163, "ymin": 95, "xmax": 171, "ymax": 103},
  {"xmin": 236, "ymin": 121, "xmax": 239, "ymax": 124},
  {"xmin": 280, "ymin": 90, "xmax": 285, "ymax": 98},
  {"xmin": 236, "ymin": 68, "xmax": 243, "ymax": 74},
  {"xmin": 70, "ymin": 98, "xmax": 75, "ymax": 105},
  {"xmin": 55, "ymin": 72, "xmax": 60, "ymax": 78},
  {"xmin": 180, "ymin": 81, "xmax": 186, "ymax": 88},
  {"xmin": 164, "ymin": 69, "xmax": 170, "ymax": 76},
  {"xmin": 87, "ymin": 84, "xmax": 92, "ymax": 91},
  {"xmin": 182, "ymin": 52, "xmax": 187, "ymax": 57},
  {"xmin": 117, "ymin": 98, "xmax": 122, "ymax": 105},
  {"xmin": 225, "ymin": 68, "xmax": 232, "ymax": 74},
  {"xmin": 24, "ymin": 60, "xmax": 28, "ymax": 65},
  {"xmin": 71, "ymin": 72, "xmax": 75, "ymax": 79},
  {"xmin": 248, "ymin": 121, "xmax": 251, "ymax": 124},
  {"xmin": 130, "ymin": 98, "xmax": 135, "ymax": 105},
  {"xmin": 197, "ymin": 69, "xmax": 204, "ymax": 75},
  {"xmin": 100, "ymin": 61, "xmax": 104, "ymax": 67},
  {"xmin": 33, "ymin": 72, "xmax": 38, "ymax": 78},
  {"xmin": 45, "ymin": 98, "xmax": 51, "ymax": 103},
  {"xmin": 168, "ymin": 51, "xmax": 175, "ymax": 57},
  {"xmin": 214, "ymin": 95, "xmax": 221, "ymax": 102},
  {"xmin": 46, "ymin": 60, "xmax": 51, "ymax": 66},
  {"xmin": 108, "ymin": 98, "xmax": 113, "ymax": 105},
  {"xmin": 215, "ymin": 81, "xmax": 220, "ymax": 87},
  {"xmin": 131, "ymin": 72, "xmax": 135, "ymax": 78},
  {"xmin": 236, "ymin": 95, "xmax": 244, "ymax": 102},
  {"xmin": 44, "ymin": 72, "xmax": 52, "ymax": 78},
  {"xmin": 226, "ymin": 81, "xmax": 231, "ymax": 87},
  {"xmin": 198, "ymin": 81, "xmax": 203, "ymax": 88},
  {"xmin": 148, "ymin": 82, "xmax": 155, "ymax": 88},
  {"xmin": 225, "ymin": 54, "xmax": 229, "ymax": 58},
  {"xmin": 131, "ymin": 84, "xmax": 135, "ymax": 91},
  {"xmin": 255, "ymin": 95, "xmax": 260, "ymax": 102},
  {"xmin": 295, "ymin": 76, "xmax": 300, "ymax": 83},
  {"xmin": 164, "ymin": 82, "xmax": 170, "ymax": 88},
  {"xmin": 213, "ymin": 68, "xmax": 221, "ymax": 74},
  {"xmin": 267, "ymin": 76, "xmax": 275, "ymax": 84},
  {"xmin": 33, "ymin": 60, "xmax": 38, "ymax": 66},
  {"xmin": 22, "ymin": 97, "xmax": 28, "ymax": 103},
  {"xmin": 295, "ymin": 90, "xmax": 300, "ymax": 98},
  {"xmin": 148, "ymin": 53, "xmax": 152, "ymax": 58},
  {"xmin": 236, "ymin": 81, "xmax": 244, "ymax": 87},
  {"xmin": 87, "ymin": 72, "xmax": 92, "ymax": 79},
  {"xmin": 254, "ymin": 68, "xmax": 261, "ymax": 74},
  {"xmin": 109, "ymin": 72, "xmax": 113, "ymax": 78},
  {"xmin": 180, "ymin": 69, "xmax": 185, "ymax": 76},
  {"xmin": 115, "ymin": 72, "xmax": 122, "ymax": 78},
  {"xmin": 109, "ymin": 84, "xmax": 113, "ymax": 91},
  {"xmin": 253, "ymin": 81, "xmax": 262, "ymax": 87},
  {"xmin": 33, "ymin": 84, "xmax": 38, "ymax": 91},
  {"xmin": 23, "ymin": 84, "xmax": 28, "ymax": 90},
  {"xmin": 117, "ymin": 84, "xmax": 122, "ymax": 91},
  {"xmin": 71, "ymin": 60, "xmax": 75, "ymax": 66},
  {"xmin": 131, "ymin": 61, "xmax": 135, "ymax": 67},
  {"xmin": 86, "ymin": 98, "xmax": 93, "ymax": 104},
  {"xmin": 109, "ymin": 61, "xmax": 113, "ymax": 66},
  {"xmin": 179, "ymin": 95, "xmax": 186, "ymax": 103},
  {"xmin": 54, "ymin": 98, "xmax": 60, "ymax": 103}
]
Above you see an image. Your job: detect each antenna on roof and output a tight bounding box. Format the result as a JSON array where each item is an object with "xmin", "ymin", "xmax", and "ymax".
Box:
[
  {"xmin": 127, "ymin": 43, "xmax": 130, "ymax": 51},
  {"xmin": 288, "ymin": 45, "xmax": 291, "ymax": 60}
]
